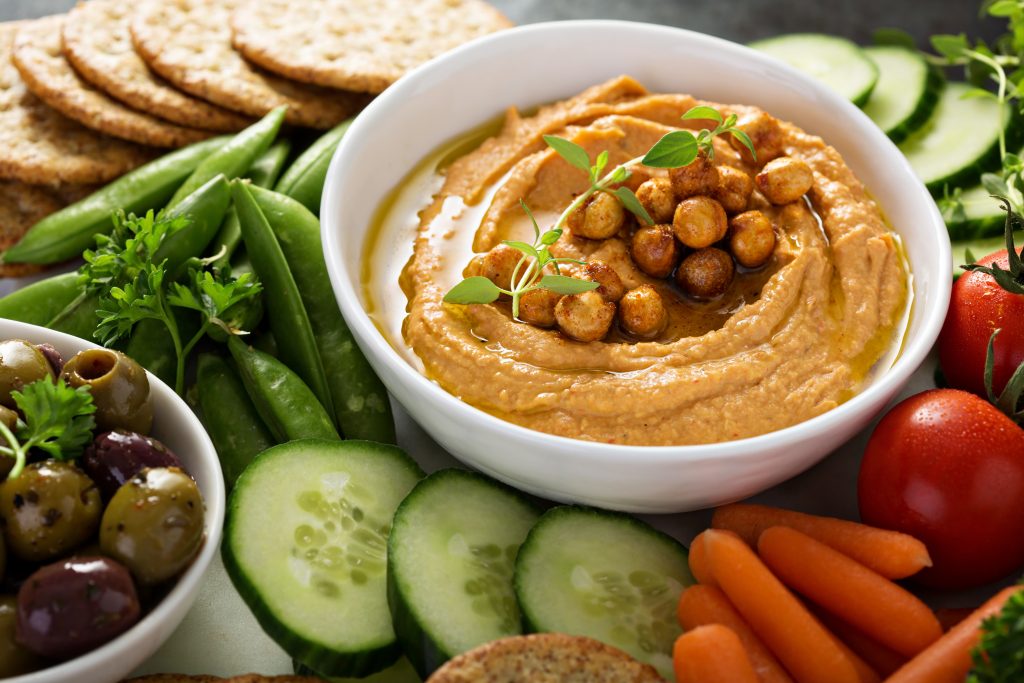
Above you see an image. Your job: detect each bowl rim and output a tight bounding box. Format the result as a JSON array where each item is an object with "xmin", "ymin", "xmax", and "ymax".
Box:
[
  {"xmin": 322, "ymin": 19, "xmax": 952, "ymax": 462},
  {"xmin": 2, "ymin": 319, "xmax": 226, "ymax": 683}
]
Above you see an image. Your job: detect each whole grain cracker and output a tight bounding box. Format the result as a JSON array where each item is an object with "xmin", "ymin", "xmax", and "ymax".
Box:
[
  {"xmin": 12, "ymin": 15, "xmax": 212, "ymax": 148},
  {"xmin": 0, "ymin": 21, "xmax": 155, "ymax": 186},
  {"xmin": 0, "ymin": 180, "xmax": 82, "ymax": 277},
  {"xmin": 230, "ymin": 0, "xmax": 512, "ymax": 94},
  {"xmin": 123, "ymin": 676, "xmax": 322, "ymax": 683},
  {"xmin": 130, "ymin": 0, "xmax": 368, "ymax": 129},
  {"xmin": 63, "ymin": 0, "xmax": 252, "ymax": 133}
]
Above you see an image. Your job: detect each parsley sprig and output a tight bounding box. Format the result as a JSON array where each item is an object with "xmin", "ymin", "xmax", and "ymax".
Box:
[
  {"xmin": 0, "ymin": 379, "xmax": 95, "ymax": 479},
  {"xmin": 968, "ymin": 584, "xmax": 1024, "ymax": 682}
]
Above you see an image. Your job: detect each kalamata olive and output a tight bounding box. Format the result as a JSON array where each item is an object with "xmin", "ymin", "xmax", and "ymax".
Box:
[
  {"xmin": 1, "ymin": 595, "xmax": 42, "ymax": 676},
  {"xmin": 0, "ymin": 461, "xmax": 102, "ymax": 563},
  {"xmin": 15, "ymin": 556, "xmax": 140, "ymax": 660},
  {"xmin": 82, "ymin": 430, "xmax": 185, "ymax": 500},
  {"xmin": 61, "ymin": 348, "xmax": 153, "ymax": 434},
  {"xmin": 100, "ymin": 467, "xmax": 204, "ymax": 585},
  {"xmin": 0, "ymin": 339, "xmax": 54, "ymax": 408},
  {"xmin": 34, "ymin": 344, "xmax": 64, "ymax": 376}
]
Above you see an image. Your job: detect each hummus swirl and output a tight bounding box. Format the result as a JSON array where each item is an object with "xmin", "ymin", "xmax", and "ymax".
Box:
[{"xmin": 399, "ymin": 76, "xmax": 907, "ymax": 445}]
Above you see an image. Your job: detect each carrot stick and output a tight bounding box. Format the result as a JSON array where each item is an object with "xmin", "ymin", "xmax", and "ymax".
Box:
[
  {"xmin": 886, "ymin": 585, "xmax": 1023, "ymax": 683},
  {"xmin": 677, "ymin": 584, "xmax": 795, "ymax": 683},
  {"xmin": 813, "ymin": 607, "xmax": 907, "ymax": 677},
  {"xmin": 703, "ymin": 528, "xmax": 861, "ymax": 683},
  {"xmin": 712, "ymin": 504, "xmax": 931, "ymax": 579},
  {"xmin": 757, "ymin": 526, "xmax": 942, "ymax": 658},
  {"xmin": 688, "ymin": 531, "xmax": 715, "ymax": 585},
  {"xmin": 673, "ymin": 623, "xmax": 760, "ymax": 683},
  {"xmin": 935, "ymin": 607, "xmax": 976, "ymax": 632}
]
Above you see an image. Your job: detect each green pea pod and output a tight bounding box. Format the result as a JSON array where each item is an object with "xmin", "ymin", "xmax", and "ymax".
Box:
[
  {"xmin": 231, "ymin": 181, "xmax": 334, "ymax": 416},
  {"xmin": 275, "ymin": 118, "xmax": 352, "ymax": 215},
  {"xmin": 250, "ymin": 186, "xmax": 395, "ymax": 443},
  {"xmin": 48, "ymin": 292, "xmax": 101, "ymax": 341},
  {"xmin": 154, "ymin": 174, "xmax": 232, "ymax": 278},
  {"xmin": 0, "ymin": 273, "xmax": 81, "ymax": 326},
  {"xmin": 227, "ymin": 335, "xmax": 339, "ymax": 442},
  {"xmin": 168, "ymin": 106, "xmax": 287, "ymax": 209},
  {"xmin": 3, "ymin": 136, "xmax": 228, "ymax": 265},
  {"xmin": 195, "ymin": 352, "xmax": 275, "ymax": 488}
]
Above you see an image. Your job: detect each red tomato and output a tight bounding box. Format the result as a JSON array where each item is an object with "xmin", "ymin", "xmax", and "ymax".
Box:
[
  {"xmin": 939, "ymin": 249, "xmax": 1024, "ymax": 397},
  {"xmin": 858, "ymin": 389, "xmax": 1024, "ymax": 589}
]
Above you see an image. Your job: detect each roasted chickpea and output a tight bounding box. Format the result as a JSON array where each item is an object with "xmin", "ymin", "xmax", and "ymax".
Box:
[
  {"xmin": 714, "ymin": 165, "xmax": 754, "ymax": 214},
  {"xmin": 729, "ymin": 111, "xmax": 784, "ymax": 166},
  {"xmin": 619, "ymin": 285, "xmax": 667, "ymax": 338},
  {"xmin": 676, "ymin": 248, "xmax": 735, "ymax": 299},
  {"xmin": 62, "ymin": 349, "xmax": 153, "ymax": 434},
  {"xmin": 630, "ymin": 225, "xmax": 680, "ymax": 278},
  {"xmin": 582, "ymin": 261, "xmax": 626, "ymax": 303},
  {"xmin": 756, "ymin": 156, "xmax": 814, "ymax": 205},
  {"xmin": 568, "ymin": 191, "xmax": 625, "ymax": 240},
  {"xmin": 635, "ymin": 177, "xmax": 677, "ymax": 224},
  {"xmin": 0, "ymin": 340, "xmax": 53, "ymax": 409},
  {"xmin": 518, "ymin": 288, "xmax": 561, "ymax": 328},
  {"xmin": 479, "ymin": 244, "xmax": 522, "ymax": 292},
  {"xmin": 0, "ymin": 595, "xmax": 41, "ymax": 677},
  {"xmin": 673, "ymin": 196, "xmax": 728, "ymax": 249},
  {"xmin": 730, "ymin": 211, "xmax": 777, "ymax": 268},
  {"xmin": 669, "ymin": 151, "xmax": 718, "ymax": 198},
  {"xmin": 554, "ymin": 291, "xmax": 616, "ymax": 342}
]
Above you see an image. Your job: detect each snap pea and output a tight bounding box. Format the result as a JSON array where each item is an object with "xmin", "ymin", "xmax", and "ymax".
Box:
[
  {"xmin": 250, "ymin": 186, "xmax": 395, "ymax": 443},
  {"xmin": 0, "ymin": 273, "xmax": 81, "ymax": 326},
  {"xmin": 48, "ymin": 292, "xmax": 101, "ymax": 341},
  {"xmin": 231, "ymin": 181, "xmax": 334, "ymax": 416},
  {"xmin": 154, "ymin": 174, "xmax": 231, "ymax": 278},
  {"xmin": 227, "ymin": 336, "xmax": 339, "ymax": 442},
  {"xmin": 195, "ymin": 353, "xmax": 274, "ymax": 488},
  {"xmin": 275, "ymin": 118, "xmax": 352, "ymax": 215},
  {"xmin": 3, "ymin": 136, "xmax": 228, "ymax": 265},
  {"xmin": 167, "ymin": 107, "xmax": 287, "ymax": 209}
]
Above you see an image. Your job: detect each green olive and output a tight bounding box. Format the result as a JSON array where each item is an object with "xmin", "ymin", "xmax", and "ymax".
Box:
[
  {"xmin": 0, "ymin": 529, "xmax": 5, "ymax": 581},
  {"xmin": 0, "ymin": 461, "xmax": 102, "ymax": 563},
  {"xmin": 0, "ymin": 595, "xmax": 43, "ymax": 677},
  {"xmin": 61, "ymin": 348, "xmax": 153, "ymax": 434},
  {"xmin": 100, "ymin": 467, "xmax": 204, "ymax": 585},
  {"xmin": 0, "ymin": 339, "xmax": 54, "ymax": 408}
]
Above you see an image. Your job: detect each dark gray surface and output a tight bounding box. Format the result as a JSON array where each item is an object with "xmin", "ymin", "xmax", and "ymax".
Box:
[{"xmin": 1, "ymin": 0, "xmax": 1003, "ymax": 46}]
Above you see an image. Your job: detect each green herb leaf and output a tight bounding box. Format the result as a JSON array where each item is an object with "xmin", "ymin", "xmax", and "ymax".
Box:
[
  {"xmin": 962, "ymin": 87, "xmax": 999, "ymax": 100},
  {"xmin": 682, "ymin": 105, "xmax": 724, "ymax": 124},
  {"xmin": 543, "ymin": 135, "xmax": 592, "ymax": 174},
  {"xmin": 612, "ymin": 187, "xmax": 654, "ymax": 226},
  {"xmin": 988, "ymin": 0, "xmax": 1020, "ymax": 18},
  {"xmin": 502, "ymin": 240, "xmax": 540, "ymax": 260},
  {"xmin": 932, "ymin": 33, "xmax": 970, "ymax": 60},
  {"xmin": 520, "ymin": 199, "xmax": 541, "ymax": 241},
  {"xmin": 967, "ymin": 584, "xmax": 1024, "ymax": 682},
  {"xmin": 729, "ymin": 129, "xmax": 757, "ymax": 161},
  {"xmin": 12, "ymin": 379, "xmax": 96, "ymax": 461},
  {"xmin": 873, "ymin": 27, "xmax": 917, "ymax": 49},
  {"xmin": 537, "ymin": 274, "xmax": 600, "ymax": 295},
  {"xmin": 594, "ymin": 150, "xmax": 609, "ymax": 180},
  {"xmin": 642, "ymin": 130, "xmax": 699, "ymax": 168},
  {"xmin": 609, "ymin": 166, "xmax": 631, "ymax": 184},
  {"xmin": 540, "ymin": 228, "xmax": 563, "ymax": 246},
  {"xmin": 444, "ymin": 276, "xmax": 502, "ymax": 304}
]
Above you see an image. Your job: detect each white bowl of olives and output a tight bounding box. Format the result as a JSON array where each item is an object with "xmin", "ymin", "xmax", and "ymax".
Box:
[{"xmin": 0, "ymin": 320, "xmax": 225, "ymax": 683}]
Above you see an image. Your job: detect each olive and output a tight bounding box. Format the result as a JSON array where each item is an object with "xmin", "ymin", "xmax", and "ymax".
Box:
[
  {"xmin": 0, "ymin": 339, "xmax": 54, "ymax": 409},
  {"xmin": 16, "ymin": 556, "xmax": 140, "ymax": 660},
  {"xmin": 1, "ymin": 595, "xmax": 42, "ymax": 676},
  {"xmin": 0, "ymin": 407, "xmax": 17, "ymax": 482},
  {"xmin": 62, "ymin": 348, "xmax": 153, "ymax": 434},
  {"xmin": 100, "ymin": 467, "xmax": 204, "ymax": 585},
  {"xmin": 82, "ymin": 430, "xmax": 185, "ymax": 500},
  {"xmin": 0, "ymin": 530, "xmax": 5, "ymax": 581},
  {"xmin": 0, "ymin": 461, "xmax": 102, "ymax": 563},
  {"xmin": 34, "ymin": 344, "xmax": 64, "ymax": 376}
]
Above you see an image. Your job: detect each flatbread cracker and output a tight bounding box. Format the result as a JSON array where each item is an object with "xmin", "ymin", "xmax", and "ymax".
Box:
[
  {"xmin": 130, "ymin": 0, "xmax": 368, "ymax": 129},
  {"xmin": 63, "ymin": 0, "xmax": 252, "ymax": 133},
  {"xmin": 123, "ymin": 676, "xmax": 322, "ymax": 683},
  {"xmin": 230, "ymin": 0, "xmax": 512, "ymax": 94},
  {"xmin": 0, "ymin": 21, "xmax": 155, "ymax": 186},
  {"xmin": 12, "ymin": 15, "xmax": 211, "ymax": 148},
  {"xmin": 0, "ymin": 180, "xmax": 81, "ymax": 277}
]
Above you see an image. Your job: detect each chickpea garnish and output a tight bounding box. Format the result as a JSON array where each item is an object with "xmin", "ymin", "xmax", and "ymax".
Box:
[
  {"xmin": 714, "ymin": 165, "xmax": 754, "ymax": 214},
  {"xmin": 567, "ymin": 191, "xmax": 625, "ymax": 240},
  {"xmin": 555, "ymin": 290, "xmax": 616, "ymax": 342},
  {"xmin": 619, "ymin": 285, "xmax": 667, "ymax": 338},
  {"xmin": 518, "ymin": 288, "xmax": 562, "ymax": 328},
  {"xmin": 669, "ymin": 151, "xmax": 718, "ymax": 199},
  {"xmin": 676, "ymin": 247, "xmax": 735, "ymax": 299},
  {"xmin": 729, "ymin": 211, "xmax": 776, "ymax": 269},
  {"xmin": 673, "ymin": 196, "xmax": 728, "ymax": 249},
  {"xmin": 480, "ymin": 243, "xmax": 523, "ymax": 292},
  {"xmin": 631, "ymin": 225, "xmax": 680, "ymax": 279},
  {"xmin": 635, "ymin": 177, "xmax": 677, "ymax": 225},
  {"xmin": 582, "ymin": 261, "xmax": 626, "ymax": 303},
  {"xmin": 756, "ymin": 157, "xmax": 814, "ymax": 205},
  {"xmin": 728, "ymin": 111, "xmax": 784, "ymax": 166}
]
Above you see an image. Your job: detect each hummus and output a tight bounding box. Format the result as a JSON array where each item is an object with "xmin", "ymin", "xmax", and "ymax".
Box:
[{"xmin": 381, "ymin": 76, "xmax": 908, "ymax": 446}]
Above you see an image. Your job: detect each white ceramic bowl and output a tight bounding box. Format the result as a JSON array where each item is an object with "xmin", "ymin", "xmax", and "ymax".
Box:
[
  {"xmin": 3, "ymin": 320, "xmax": 225, "ymax": 683},
  {"xmin": 322, "ymin": 20, "xmax": 951, "ymax": 513}
]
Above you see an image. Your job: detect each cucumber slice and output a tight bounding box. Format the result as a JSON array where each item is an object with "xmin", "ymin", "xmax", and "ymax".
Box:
[
  {"xmin": 862, "ymin": 46, "xmax": 944, "ymax": 144},
  {"xmin": 900, "ymin": 82, "xmax": 1012, "ymax": 192},
  {"xmin": 293, "ymin": 657, "xmax": 421, "ymax": 682},
  {"xmin": 514, "ymin": 506, "xmax": 693, "ymax": 680},
  {"xmin": 223, "ymin": 439, "xmax": 425, "ymax": 677},
  {"xmin": 945, "ymin": 184, "xmax": 1008, "ymax": 242},
  {"xmin": 388, "ymin": 469, "xmax": 541, "ymax": 679},
  {"xmin": 951, "ymin": 229, "xmax": 1023, "ymax": 278},
  {"xmin": 750, "ymin": 33, "xmax": 879, "ymax": 106}
]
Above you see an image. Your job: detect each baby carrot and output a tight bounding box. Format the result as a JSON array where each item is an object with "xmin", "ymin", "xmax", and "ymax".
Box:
[
  {"xmin": 687, "ymin": 531, "xmax": 714, "ymax": 586},
  {"xmin": 673, "ymin": 624, "xmax": 759, "ymax": 683},
  {"xmin": 886, "ymin": 585, "xmax": 1023, "ymax": 683},
  {"xmin": 677, "ymin": 584, "xmax": 794, "ymax": 683},
  {"xmin": 712, "ymin": 504, "xmax": 931, "ymax": 579},
  {"xmin": 813, "ymin": 608, "xmax": 906, "ymax": 678},
  {"xmin": 703, "ymin": 529, "xmax": 861, "ymax": 683},
  {"xmin": 758, "ymin": 526, "xmax": 942, "ymax": 658}
]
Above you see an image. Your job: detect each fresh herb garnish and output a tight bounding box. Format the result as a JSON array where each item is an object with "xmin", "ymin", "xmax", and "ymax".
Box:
[
  {"xmin": 967, "ymin": 584, "xmax": 1024, "ymax": 682},
  {"xmin": 0, "ymin": 379, "xmax": 96, "ymax": 479}
]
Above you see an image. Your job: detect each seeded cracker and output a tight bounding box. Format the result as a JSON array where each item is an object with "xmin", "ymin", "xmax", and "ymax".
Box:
[
  {"xmin": 63, "ymin": 0, "xmax": 252, "ymax": 133},
  {"xmin": 0, "ymin": 180, "xmax": 84, "ymax": 277},
  {"xmin": 12, "ymin": 16, "xmax": 211, "ymax": 148},
  {"xmin": 130, "ymin": 0, "xmax": 368, "ymax": 129},
  {"xmin": 229, "ymin": 0, "xmax": 513, "ymax": 94},
  {"xmin": 0, "ymin": 22, "xmax": 155, "ymax": 186}
]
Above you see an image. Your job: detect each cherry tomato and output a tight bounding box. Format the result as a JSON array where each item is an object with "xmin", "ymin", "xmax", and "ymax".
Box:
[
  {"xmin": 858, "ymin": 388, "xmax": 1024, "ymax": 589},
  {"xmin": 939, "ymin": 249, "xmax": 1024, "ymax": 397}
]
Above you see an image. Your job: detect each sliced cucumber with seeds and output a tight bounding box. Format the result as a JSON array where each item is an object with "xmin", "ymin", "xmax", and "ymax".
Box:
[
  {"xmin": 387, "ymin": 469, "xmax": 541, "ymax": 679},
  {"xmin": 945, "ymin": 184, "xmax": 1009, "ymax": 242},
  {"xmin": 862, "ymin": 45, "xmax": 944, "ymax": 144},
  {"xmin": 514, "ymin": 506, "xmax": 693, "ymax": 681},
  {"xmin": 751, "ymin": 33, "xmax": 879, "ymax": 106},
  {"xmin": 223, "ymin": 439, "xmax": 425, "ymax": 677}
]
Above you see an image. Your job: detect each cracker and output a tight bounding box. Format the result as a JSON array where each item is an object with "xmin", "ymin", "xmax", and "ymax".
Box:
[
  {"xmin": 123, "ymin": 676, "xmax": 322, "ymax": 683},
  {"xmin": 229, "ymin": 0, "xmax": 512, "ymax": 94},
  {"xmin": 130, "ymin": 0, "xmax": 368, "ymax": 129},
  {"xmin": 12, "ymin": 15, "xmax": 212, "ymax": 148},
  {"xmin": 0, "ymin": 180, "xmax": 84, "ymax": 277},
  {"xmin": 0, "ymin": 21, "xmax": 155, "ymax": 186},
  {"xmin": 63, "ymin": 0, "xmax": 252, "ymax": 133}
]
